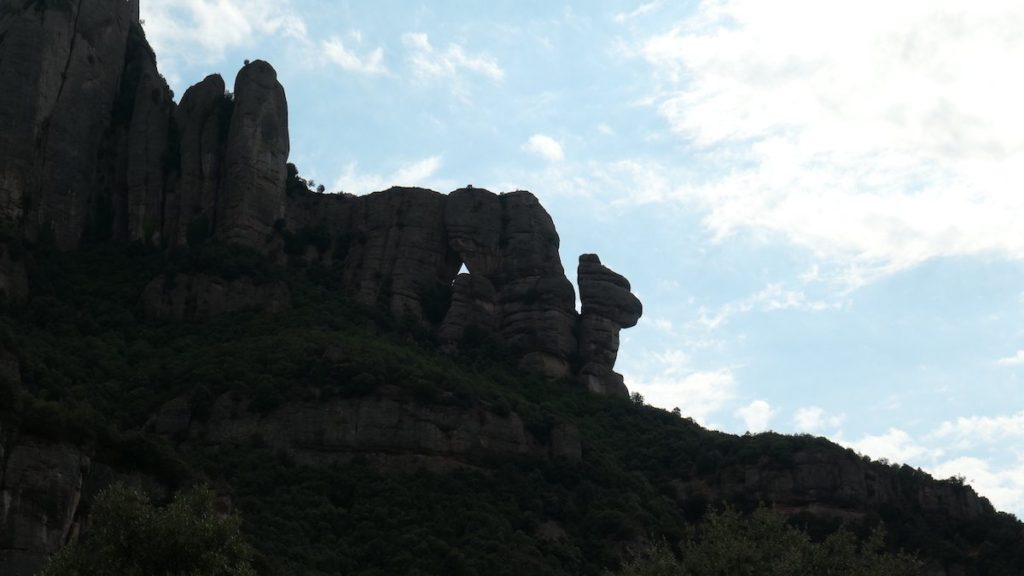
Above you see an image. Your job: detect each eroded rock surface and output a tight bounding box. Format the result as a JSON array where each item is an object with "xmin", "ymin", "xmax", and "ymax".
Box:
[
  {"xmin": 161, "ymin": 386, "xmax": 582, "ymax": 468},
  {"xmin": 0, "ymin": 0, "xmax": 640, "ymax": 388},
  {"xmin": 141, "ymin": 273, "xmax": 290, "ymax": 320},
  {"xmin": 0, "ymin": 439, "xmax": 90, "ymax": 576},
  {"xmin": 168, "ymin": 74, "xmax": 228, "ymax": 247},
  {"xmin": 576, "ymin": 254, "xmax": 642, "ymax": 397},
  {"xmin": 218, "ymin": 60, "xmax": 289, "ymax": 248},
  {"xmin": 0, "ymin": 0, "xmax": 132, "ymax": 247}
]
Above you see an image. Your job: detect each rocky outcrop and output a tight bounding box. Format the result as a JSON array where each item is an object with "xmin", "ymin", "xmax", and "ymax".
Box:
[
  {"xmin": 576, "ymin": 254, "xmax": 642, "ymax": 397},
  {"xmin": 167, "ymin": 74, "xmax": 228, "ymax": 247},
  {"xmin": 114, "ymin": 27, "xmax": 174, "ymax": 244},
  {"xmin": 0, "ymin": 438, "xmax": 90, "ymax": 576},
  {"xmin": 678, "ymin": 445, "xmax": 992, "ymax": 528},
  {"xmin": 217, "ymin": 60, "xmax": 289, "ymax": 248},
  {"xmin": 140, "ymin": 273, "xmax": 290, "ymax": 320},
  {"xmin": 443, "ymin": 188, "xmax": 578, "ymax": 377},
  {"xmin": 152, "ymin": 386, "xmax": 582, "ymax": 468},
  {"xmin": 0, "ymin": 0, "xmax": 132, "ymax": 246},
  {"xmin": 0, "ymin": 0, "xmax": 641, "ymax": 390}
]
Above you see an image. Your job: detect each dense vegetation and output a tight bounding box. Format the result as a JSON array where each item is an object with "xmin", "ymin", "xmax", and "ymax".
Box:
[
  {"xmin": 42, "ymin": 485, "xmax": 255, "ymax": 576},
  {"xmin": 2, "ymin": 239, "xmax": 1023, "ymax": 574},
  {"xmin": 613, "ymin": 507, "xmax": 921, "ymax": 576}
]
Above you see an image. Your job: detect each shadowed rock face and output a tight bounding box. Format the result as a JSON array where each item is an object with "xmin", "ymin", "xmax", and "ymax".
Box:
[
  {"xmin": 0, "ymin": 439, "xmax": 90, "ymax": 576},
  {"xmin": 577, "ymin": 254, "xmax": 643, "ymax": 397},
  {"xmin": 0, "ymin": 0, "xmax": 131, "ymax": 247},
  {"xmin": 167, "ymin": 73, "xmax": 227, "ymax": 246},
  {"xmin": 0, "ymin": 0, "xmax": 641, "ymax": 387},
  {"xmin": 218, "ymin": 60, "xmax": 289, "ymax": 248}
]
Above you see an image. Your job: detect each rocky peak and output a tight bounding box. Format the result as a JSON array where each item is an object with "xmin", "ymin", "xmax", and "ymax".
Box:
[
  {"xmin": 0, "ymin": 0, "xmax": 642, "ymax": 394},
  {"xmin": 217, "ymin": 60, "xmax": 290, "ymax": 248},
  {"xmin": 577, "ymin": 254, "xmax": 643, "ymax": 396}
]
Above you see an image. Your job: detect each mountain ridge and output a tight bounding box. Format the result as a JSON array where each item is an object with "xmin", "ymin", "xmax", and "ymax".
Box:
[{"xmin": 0, "ymin": 1, "xmax": 1022, "ymax": 575}]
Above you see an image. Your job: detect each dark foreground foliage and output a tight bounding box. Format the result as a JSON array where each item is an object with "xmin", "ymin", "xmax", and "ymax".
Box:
[
  {"xmin": 42, "ymin": 485, "xmax": 254, "ymax": 576},
  {"xmin": 612, "ymin": 507, "xmax": 921, "ymax": 576},
  {"xmin": 2, "ymin": 241, "xmax": 1022, "ymax": 575}
]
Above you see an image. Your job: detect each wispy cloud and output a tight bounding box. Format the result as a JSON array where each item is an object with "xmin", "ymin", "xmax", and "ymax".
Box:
[
  {"xmin": 996, "ymin": 351, "xmax": 1024, "ymax": 366},
  {"xmin": 522, "ymin": 134, "xmax": 565, "ymax": 162},
  {"xmin": 321, "ymin": 35, "xmax": 388, "ymax": 75},
  {"xmin": 694, "ymin": 283, "xmax": 842, "ymax": 331},
  {"xmin": 627, "ymin": 0, "xmax": 1024, "ymax": 280},
  {"xmin": 332, "ymin": 156, "xmax": 451, "ymax": 195},
  {"xmin": 142, "ymin": 0, "xmax": 307, "ymax": 64},
  {"xmin": 613, "ymin": 1, "xmax": 664, "ymax": 23},
  {"xmin": 403, "ymin": 33, "xmax": 504, "ymax": 87},
  {"xmin": 931, "ymin": 411, "xmax": 1024, "ymax": 448}
]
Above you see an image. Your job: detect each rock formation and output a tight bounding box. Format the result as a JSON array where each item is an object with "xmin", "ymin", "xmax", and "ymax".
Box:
[
  {"xmin": 0, "ymin": 0, "xmax": 132, "ymax": 247},
  {"xmin": 147, "ymin": 386, "xmax": 583, "ymax": 468},
  {"xmin": 0, "ymin": 0, "xmax": 640, "ymax": 392},
  {"xmin": 577, "ymin": 254, "xmax": 643, "ymax": 396},
  {"xmin": 217, "ymin": 60, "xmax": 289, "ymax": 248},
  {"xmin": 167, "ymin": 73, "xmax": 228, "ymax": 247},
  {"xmin": 0, "ymin": 439, "xmax": 91, "ymax": 576}
]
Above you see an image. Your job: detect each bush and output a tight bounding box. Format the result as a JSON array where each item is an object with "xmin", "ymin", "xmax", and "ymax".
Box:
[{"xmin": 42, "ymin": 484, "xmax": 255, "ymax": 576}]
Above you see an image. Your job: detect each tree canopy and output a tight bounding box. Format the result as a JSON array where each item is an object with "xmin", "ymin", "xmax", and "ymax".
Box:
[{"xmin": 42, "ymin": 485, "xmax": 255, "ymax": 576}]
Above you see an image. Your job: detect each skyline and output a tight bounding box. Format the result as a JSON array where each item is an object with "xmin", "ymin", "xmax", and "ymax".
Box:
[{"xmin": 141, "ymin": 0, "xmax": 1024, "ymax": 516}]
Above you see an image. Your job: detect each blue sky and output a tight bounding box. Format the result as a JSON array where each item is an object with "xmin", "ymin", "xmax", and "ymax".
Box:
[{"xmin": 141, "ymin": 0, "xmax": 1024, "ymax": 516}]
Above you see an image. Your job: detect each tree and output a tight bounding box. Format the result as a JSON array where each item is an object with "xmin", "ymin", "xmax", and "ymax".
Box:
[
  {"xmin": 630, "ymin": 391, "xmax": 645, "ymax": 406},
  {"xmin": 611, "ymin": 507, "xmax": 922, "ymax": 576},
  {"xmin": 42, "ymin": 485, "xmax": 256, "ymax": 576}
]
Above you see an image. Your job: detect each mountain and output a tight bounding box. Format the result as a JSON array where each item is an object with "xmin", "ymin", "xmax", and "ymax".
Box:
[{"xmin": 1, "ymin": 1, "xmax": 1022, "ymax": 575}]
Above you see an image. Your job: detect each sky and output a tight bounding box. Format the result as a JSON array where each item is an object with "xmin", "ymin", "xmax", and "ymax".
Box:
[{"xmin": 140, "ymin": 0, "xmax": 1024, "ymax": 517}]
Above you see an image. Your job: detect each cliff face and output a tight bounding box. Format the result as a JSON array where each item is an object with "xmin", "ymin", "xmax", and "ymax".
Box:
[{"xmin": 0, "ymin": 0, "xmax": 642, "ymax": 392}]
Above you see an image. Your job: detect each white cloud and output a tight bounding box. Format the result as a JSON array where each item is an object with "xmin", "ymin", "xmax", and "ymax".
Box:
[
  {"xmin": 694, "ymin": 282, "xmax": 841, "ymax": 331},
  {"xmin": 931, "ymin": 411, "xmax": 1024, "ymax": 449},
  {"xmin": 735, "ymin": 400, "xmax": 774, "ymax": 432},
  {"xmin": 403, "ymin": 33, "xmax": 504, "ymax": 84},
  {"xmin": 997, "ymin": 351, "xmax": 1024, "ymax": 366},
  {"xmin": 614, "ymin": 1, "xmax": 664, "ymax": 23},
  {"xmin": 632, "ymin": 0, "xmax": 1024, "ymax": 278},
  {"xmin": 793, "ymin": 406, "xmax": 845, "ymax": 433},
  {"xmin": 846, "ymin": 428, "xmax": 940, "ymax": 464},
  {"xmin": 625, "ymin": 350, "xmax": 736, "ymax": 425},
  {"xmin": 142, "ymin": 0, "xmax": 307, "ymax": 64},
  {"xmin": 933, "ymin": 456, "xmax": 1024, "ymax": 515},
  {"xmin": 321, "ymin": 36, "xmax": 387, "ymax": 75},
  {"xmin": 332, "ymin": 156, "xmax": 450, "ymax": 195},
  {"xmin": 522, "ymin": 134, "xmax": 566, "ymax": 162}
]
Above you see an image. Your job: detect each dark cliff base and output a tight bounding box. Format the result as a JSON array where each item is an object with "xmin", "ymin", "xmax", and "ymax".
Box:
[{"xmin": 1, "ymin": 243, "xmax": 1022, "ymax": 576}]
